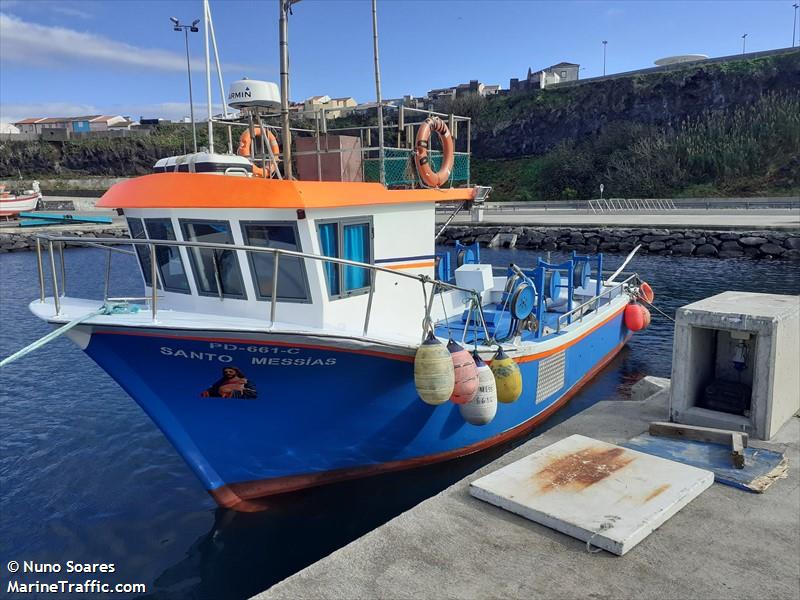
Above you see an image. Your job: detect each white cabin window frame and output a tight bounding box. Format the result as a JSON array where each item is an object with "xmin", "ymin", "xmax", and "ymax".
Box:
[
  {"xmin": 239, "ymin": 220, "xmax": 312, "ymax": 304},
  {"xmin": 178, "ymin": 218, "xmax": 248, "ymax": 300},
  {"xmin": 316, "ymin": 216, "xmax": 374, "ymax": 300},
  {"xmin": 143, "ymin": 217, "xmax": 191, "ymax": 294},
  {"xmin": 126, "ymin": 216, "xmax": 157, "ymax": 289}
]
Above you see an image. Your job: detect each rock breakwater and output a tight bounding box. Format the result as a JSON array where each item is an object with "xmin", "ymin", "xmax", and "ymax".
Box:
[{"xmin": 440, "ymin": 226, "xmax": 800, "ymax": 260}]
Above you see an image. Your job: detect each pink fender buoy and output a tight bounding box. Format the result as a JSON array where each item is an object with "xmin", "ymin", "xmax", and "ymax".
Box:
[{"xmin": 447, "ymin": 339, "xmax": 479, "ymax": 405}]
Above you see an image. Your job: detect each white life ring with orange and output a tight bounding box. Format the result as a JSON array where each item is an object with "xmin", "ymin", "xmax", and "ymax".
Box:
[
  {"xmin": 414, "ymin": 117, "xmax": 455, "ymax": 188},
  {"xmin": 238, "ymin": 127, "xmax": 280, "ymax": 177}
]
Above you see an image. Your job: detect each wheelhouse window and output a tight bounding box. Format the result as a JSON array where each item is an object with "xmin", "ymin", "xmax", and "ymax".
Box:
[
  {"xmin": 241, "ymin": 222, "xmax": 310, "ymax": 302},
  {"xmin": 179, "ymin": 220, "xmax": 246, "ymax": 298},
  {"xmin": 126, "ymin": 217, "xmax": 154, "ymax": 287},
  {"xmin": 317, "ymin": 218, "xmax": 372, "ymax": 298},
  {"xmin": 144, "ymin": 218, "xmax": 190, "ymax": 293}
]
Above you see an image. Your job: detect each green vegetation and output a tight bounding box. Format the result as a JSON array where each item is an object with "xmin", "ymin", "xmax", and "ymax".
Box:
[{"xmin": 473, "ymin": 92, "xmax": 800, "ymax": 201}]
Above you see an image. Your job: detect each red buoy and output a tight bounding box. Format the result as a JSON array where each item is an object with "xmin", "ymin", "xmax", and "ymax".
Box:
[
  {"xmin": 639, "ymin": 282, "xmax": 655, "ymax": 304},
  {"xmin": 624, "ymin": 303, "xmax": 651, "ymax": 332}
]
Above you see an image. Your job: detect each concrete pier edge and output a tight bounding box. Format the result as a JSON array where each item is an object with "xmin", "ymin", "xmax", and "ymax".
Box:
[{"xmin": 254, "ymin": 377, "xmax": 799, "ymax": 600}]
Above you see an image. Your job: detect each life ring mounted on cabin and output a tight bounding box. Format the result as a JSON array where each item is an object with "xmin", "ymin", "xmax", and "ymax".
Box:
[
  {"xmin": 414, "ymin": 117, "xmax": 455, "ymax": 188},
  {"xmin": 237, "ymin": 127, "xmax": 281, "ymax": 177}
]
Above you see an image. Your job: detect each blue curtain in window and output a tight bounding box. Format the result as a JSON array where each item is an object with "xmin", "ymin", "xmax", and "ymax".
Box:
[
  {"xmin": 319, "ymin": 223, "xmax": 340, "ymax": 295},
  {"xmin": 343, "ymin": 223, "xmax": 370, "ymax": 291}
]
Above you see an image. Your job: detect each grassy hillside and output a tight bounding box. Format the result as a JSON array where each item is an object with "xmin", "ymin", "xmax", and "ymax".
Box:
[{"xmin": 472, "ymin": 92, "xmax": 800, "ymax": 201}]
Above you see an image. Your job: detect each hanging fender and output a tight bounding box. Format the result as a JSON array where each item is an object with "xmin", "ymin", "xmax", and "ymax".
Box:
[
  {"xmin": 238, "ymin": 127, "xmax": 281, "ymax": 177},
  {"xmin": 414, "ymin": 117, "xmax": 455, "ymax": 188}
]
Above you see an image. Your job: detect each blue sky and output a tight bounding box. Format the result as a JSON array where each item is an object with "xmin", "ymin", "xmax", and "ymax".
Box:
[{"xmin": 0, "ymin": 0, "xmax": 796, "ymax": 122}]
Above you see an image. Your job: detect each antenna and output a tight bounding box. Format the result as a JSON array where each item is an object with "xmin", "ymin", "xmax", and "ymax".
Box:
[
  {"xmin": 205, "ymin": 0, "xmax": 232, "ymax": 152},
  {"xmin": 279, "ymin": 0, "xmax": 297, "ymax": 179},
  {"xmin": 203, "ymin": 0, "xmax": 214, "ymax": 153},
  {"xmin": 371, "ymin": 0, "xmax": 385, "ymax": 186}
]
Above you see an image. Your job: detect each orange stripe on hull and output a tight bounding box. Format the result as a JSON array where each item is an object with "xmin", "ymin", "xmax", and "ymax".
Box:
[
  {"xmin": 515, "ymin": 303, "xmax": 627, "ymax": 364},
  {"xmin": 385, "ymin": 260, "xmax": 435, "ymax": 270},
  {"xmin": 210, "ymin": 332, "xmax": 633, "ymax": 512}
]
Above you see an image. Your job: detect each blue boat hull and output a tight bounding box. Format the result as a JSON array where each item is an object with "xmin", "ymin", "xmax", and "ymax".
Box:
[{"xmin": 80, "ymin": 304, "xmax": 630, "ymax": 510}]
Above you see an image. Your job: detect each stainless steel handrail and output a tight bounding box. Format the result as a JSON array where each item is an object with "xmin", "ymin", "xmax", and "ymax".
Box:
[
  {"xmin": 556, "ymin": 273, "xmax": 640, "ymax": 332},
  {"xmin": 32, "ymin": 234, "xmax": 491, "ymax": 342}
]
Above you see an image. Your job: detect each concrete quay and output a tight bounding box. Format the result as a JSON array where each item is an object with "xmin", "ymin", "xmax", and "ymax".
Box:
[
  {"xmin": 255, "ymin": 380, "xmax": 800, "ymax": 600},
  {"xmin": 441, "ymin": 209, "xmax": 800, "ymax": 230}
]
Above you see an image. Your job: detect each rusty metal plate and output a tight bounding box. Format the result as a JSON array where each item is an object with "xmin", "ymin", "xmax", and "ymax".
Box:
[{"xmin": 470, "ymin": 434, "xmax": 714, "ymax": 555}]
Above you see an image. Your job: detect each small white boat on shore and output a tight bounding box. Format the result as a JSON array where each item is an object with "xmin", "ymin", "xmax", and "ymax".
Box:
[{"xmin": 0, "ymin": 182, "xmax": 42, "ymax": 219}]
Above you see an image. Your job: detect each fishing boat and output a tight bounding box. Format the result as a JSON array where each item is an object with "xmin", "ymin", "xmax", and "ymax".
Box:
[
  {"xmin": 15, "ymin": 0, "xmax": 654, "ymax": 511},
  {"xmin": 0, "ymin": 182, "xmax": 41, "ymax": 219}
]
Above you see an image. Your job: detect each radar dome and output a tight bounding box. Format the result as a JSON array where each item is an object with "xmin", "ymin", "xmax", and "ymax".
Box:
[{"xmin": 227, "ymin": 79, "xmax": 280, "ymax": 110}]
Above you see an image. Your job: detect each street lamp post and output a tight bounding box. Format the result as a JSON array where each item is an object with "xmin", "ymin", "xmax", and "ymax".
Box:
[
  {"xmin": 741, "ymin": 32, "xmax": 748, "ymax": 54},
  {"xmin": 793, "ymin": 4, "xmax": 799, "ymax": 48},
  {"xmin": 602, "ymin": 40, "xmax": 608, "ymax": 76},
  {"xmin": 170, "ymin": 17, "xmax": 200, "ymax": 153}
]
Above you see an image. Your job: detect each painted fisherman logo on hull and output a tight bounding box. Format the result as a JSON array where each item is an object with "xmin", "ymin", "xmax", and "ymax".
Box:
[{"xmin": 201, "ymin": 366, "xmax": 257, "ymax": 400}]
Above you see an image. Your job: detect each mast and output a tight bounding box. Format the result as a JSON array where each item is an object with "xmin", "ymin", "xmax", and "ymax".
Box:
[
  {"xmin": 279, "ymin": 0, "xmax": 293, "ymax": 179},
  {"xmin": 203, "ymin": 0, "xmax": 214, "ymax": 153},
  {"xmin": 371, "ymin": 0, "xmax": 385, "ymax": 186},
  {"xmin": 206, "ymin": 0, "xmax": 232, "ymax": 153}
]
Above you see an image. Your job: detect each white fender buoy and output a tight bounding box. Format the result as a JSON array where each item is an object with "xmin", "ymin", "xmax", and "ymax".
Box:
[
  {"xmin": 448, "ymin": 339, "xmax": 479, "ymax": 405},
  {"xmin": 414, "ymin": 332, "xmax": 455, "ymax": 405},
  {"xmin": 459, "ymin": 352, "xmax": 498, "ymax": 425}
]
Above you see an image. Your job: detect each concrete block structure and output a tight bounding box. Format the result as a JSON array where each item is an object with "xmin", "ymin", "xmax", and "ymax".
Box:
[{"xmin": 671, "ymin": 291, "xmax": 800, "ymax": 440}]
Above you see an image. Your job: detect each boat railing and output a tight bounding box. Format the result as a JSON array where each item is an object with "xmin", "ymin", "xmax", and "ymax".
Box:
[
  {"xmin": 212, "ymin": 102, "xmax": 472, "ymax": 188},
  {"xmin": 556, "ymin": 272, "xmax": 641, "ymax": 332},
  {"xmin": 32, "ymin": 234, "xmax": 492, "ymax": 343}
]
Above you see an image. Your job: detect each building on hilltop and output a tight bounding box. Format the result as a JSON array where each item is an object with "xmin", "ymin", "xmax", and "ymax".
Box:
[
  {"xmin": 510, "ymin": 61, "xmax": 580, "ymax": 91},
  {"xmin": 301, "ymin": 96, "xmax": 357, "ymax": 118},
  {"xmin": 13, "ymin": 115, "xmax": 130, "ymax": 136}
]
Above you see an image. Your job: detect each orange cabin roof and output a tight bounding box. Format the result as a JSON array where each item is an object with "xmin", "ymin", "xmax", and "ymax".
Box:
[{"xmin": 97, "ymin": 173, "xmax": 475, "ymax": 210}]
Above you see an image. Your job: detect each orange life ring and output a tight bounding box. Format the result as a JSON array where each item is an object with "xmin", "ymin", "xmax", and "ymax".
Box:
[
  {"xmin": 639, "ymin": 282, "xmax": 655, "ymax": 304},
  {"xmin": 238, "ymin": 127, "xmax": 280, "ymax": 177},
  {"xmin": 414, "ymin": 117, "xmax": 455, "ymax": 188}
]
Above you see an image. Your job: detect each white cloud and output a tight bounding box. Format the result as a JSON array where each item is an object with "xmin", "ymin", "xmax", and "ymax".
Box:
[
  {"xmin": 0, "ymin": 13, "xmax": 260, "ymax": 74},
  {"xmin": 50, "ymin": 4, "xmax": 93, "ymax": 19},
  {"xmin": 0, "ymin": 101, "xmax": 228, "ymax": 123}
]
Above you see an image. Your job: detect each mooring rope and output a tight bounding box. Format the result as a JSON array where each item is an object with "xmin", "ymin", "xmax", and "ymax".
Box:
[
  {"xmin": 0, "ymin": 302, "xmax": 139, "ymax": 368},
  {"xmin": 637, "ymin": 295, "xmax": 676, "ymax": 323}
]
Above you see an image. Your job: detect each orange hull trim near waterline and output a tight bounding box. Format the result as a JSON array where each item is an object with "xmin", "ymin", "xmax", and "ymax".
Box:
[{"xmin": 97, "ymin": 173, "xmax": 476, "ymax": 210}]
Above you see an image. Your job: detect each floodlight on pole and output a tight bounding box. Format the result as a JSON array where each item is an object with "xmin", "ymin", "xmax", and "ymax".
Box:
[
  {"xmin": 602, "ymin": 40, "xmax": 608, "ymax": 76},
  {"xmin": 741, "ymin": 33, "xmax": 748, "ymax": 54},
  {"xmin": 793, "ymin": 4, "xmax": 799, "ymax": 48},
  {"xmin": 171, "ymin": 18, "xmax": 200, "ymax": 153}
]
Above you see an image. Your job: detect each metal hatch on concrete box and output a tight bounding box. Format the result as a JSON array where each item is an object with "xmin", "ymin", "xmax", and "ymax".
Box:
[{"xmin": 469, "ymin": 434, "xmax": 714, "ymax": 555}]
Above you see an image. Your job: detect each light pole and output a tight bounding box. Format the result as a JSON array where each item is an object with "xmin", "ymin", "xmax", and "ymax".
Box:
[
  {"xmin": 793, "ymin": 4, "xmax": 799, "ymax": 48},
  {"xmin": 741, "ymin": 33, "xmax": 748, "ymax": 54},
  {"xmin": 602, "ymin": 40, "xmax": 608, "ymax": 76},
  {"xmin": 170, "ymin": 17, "xmax": 200, "ymax": 153}
]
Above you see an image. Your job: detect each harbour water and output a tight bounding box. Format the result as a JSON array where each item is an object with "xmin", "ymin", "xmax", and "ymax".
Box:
[{"xmin": 1, "ymin": 247, "xmax": 798, "ymax": 599}]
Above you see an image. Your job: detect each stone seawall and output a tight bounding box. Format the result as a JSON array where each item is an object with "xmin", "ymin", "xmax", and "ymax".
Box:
[
  {"xmin": 0, "ymin": 224, "xmax": 129, "ymax": 253},
  {"xmin": 440, "ymin": 226, "xmax": 800, "ymax": 260}
]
